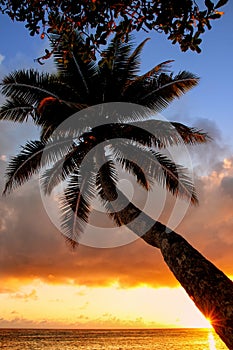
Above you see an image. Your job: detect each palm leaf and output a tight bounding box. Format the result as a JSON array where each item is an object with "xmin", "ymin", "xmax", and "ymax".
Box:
[
  {"xmin": 139, "ymin": 71, "xmax": 199, "ymax": 109},
  {"xmin": 92, "ymin": 122, "xmax": 163, "ymax": 148},
  {"xmin": 124, "ymin": 59, "xmax": 174, "ymax": 92},
  {"xmin": 129, "ymin": 120, "xmax": 209, "ymax": 146},
  {"xmin": 0, "ymin": 70, "xmax": 81, "ymax": 113},
  {"xmin": 109, "ymin": 140, "xmax": 155, "ymax": 190},
  {"xmin": 96, "ymin": 156, "xmax": 118, "ymax": 202},
  {"xmin": 138, "ymin": 60, "xmax": 174, "ymax": 80},
  {"xmin": 41, "ymin": 140, "xmax": 91, "ymax": 194},
  {"xmin": 3, "ymin": 140, "xmax": 46, "ymax": 194},
  {"xmin": 1, "ymin": 70, "xmax": 59, "ymax": 102},
  {"xmin": 117, "ymin": 158, "xmax": 151, "ymax": 190},
  {"xmin": 0, "ymin": 97, "xmax": 35, "ymax": 122},
  {"xmin": 94, "ymin": 155, "xmax": 123, "ymax": 226},
  {"xmin": 98, "ymin": 36, "xmax": 134, "ymax": 100},
  {"xmin": 3, "ymin": 136, "xmax": 74, "ymax": 194},
  {"xmin": 125, "ymin": 38, "xmax": 150, "ymax": 78},
  {"xmin": 150, "ymin": 150, "xmax": 198, "ymax": 205},
  {"xmin": 91, "ymin": 120, "xmax": 207, "ymax": 151},
  {"xmin": 99, "ymin": 35, "xmax": 132, "ymax": 74},
  {"xmin": 52, "ymin": 32, "xmax": 98, "ymax": 97},
  {"xmin": 37, "ymin": 98, "xmax": 82, "ymax": 140},
  {"xmin": 171, "ymin": 121, "xmax": 210, "ymax": 144},
  {"xmin": 40, "ymin": 130, "xmax": 105, "ymax": 195},
  {"xmin": 110, "ymin": 140, "xmax": 198, "ymax": 204},
  {"xmin": 60, "ymin": 166, "xmax": 96, "ymax": 247}
]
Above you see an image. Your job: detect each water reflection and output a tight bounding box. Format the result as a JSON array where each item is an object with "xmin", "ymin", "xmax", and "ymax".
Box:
[{"xmin": 208, "ymin": 331, "xmax": 217, "ymax": 350}]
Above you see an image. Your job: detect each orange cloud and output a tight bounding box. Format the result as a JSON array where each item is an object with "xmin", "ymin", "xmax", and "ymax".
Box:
[{"xmin": 10, "ymin": 289, "xmax": 38, "ymax": 301}]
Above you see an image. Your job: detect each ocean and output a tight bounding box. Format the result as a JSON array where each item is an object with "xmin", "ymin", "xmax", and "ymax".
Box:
[{"xmin": 0, "ymin": 328, "xmax": 228, "ymax": 350}]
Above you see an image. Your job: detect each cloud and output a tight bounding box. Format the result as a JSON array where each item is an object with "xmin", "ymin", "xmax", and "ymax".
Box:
[
  {"xmin": 10, "ymin": 289, "xmax": 38, "ymax": 301},
  {"xmin": 0, "ymin": 175, "xmax": 177, "ymax": 288},
  {"xmin": 220, "ymin": 176, "xmax": 233, "ymax": 197},
  {"xmin": 185, "ymin": 117, "xmax": 232, "ymax": 176},
  {"xmin": 0, "ymin": 287, "xmax": 15, "ymax": 294},
  {"xmin": 0, "ymin": 161, "xmax": 232, "ymax": 289},
  {"xmin": 0, "ymin": 119, "xmax": 232, "ymax": 289},
  {"xmin": 0, "ymin": 314, "xmax": 165, "ymax": 329},
  {"xmin": 178, "ymin": 155, "xmax": 233, "ymax": 270}
]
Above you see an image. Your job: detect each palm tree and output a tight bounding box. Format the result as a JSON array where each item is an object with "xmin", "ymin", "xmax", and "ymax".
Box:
[{"xmin": 0, "ymin": 34, "xmax": 232, "ymax": 348}]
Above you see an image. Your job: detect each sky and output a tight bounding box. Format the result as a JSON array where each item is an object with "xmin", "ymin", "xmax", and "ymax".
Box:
[{"xmin": 0, "ymin": 2, "xmax": 233, "ymax": 330}]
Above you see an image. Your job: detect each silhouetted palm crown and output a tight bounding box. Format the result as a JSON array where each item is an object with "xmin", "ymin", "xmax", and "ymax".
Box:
[{"xmin": 0, "ymin": 34, "xmax": 208, "ymax": 245}]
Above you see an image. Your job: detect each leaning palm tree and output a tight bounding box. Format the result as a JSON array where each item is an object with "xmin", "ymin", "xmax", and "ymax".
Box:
[{"xmin": 0, "ymin": 34, "xmax": 232, "ymax": 348}]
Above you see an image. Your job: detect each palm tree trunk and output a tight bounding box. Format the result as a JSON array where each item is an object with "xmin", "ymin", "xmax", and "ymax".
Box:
[
  {"xmin": 143, "ymin": 224, "xmax": 233, "ymax": 349},
  {"xmin": 110, "ymin": 192, "xmax": 233, "ymax": 349}
]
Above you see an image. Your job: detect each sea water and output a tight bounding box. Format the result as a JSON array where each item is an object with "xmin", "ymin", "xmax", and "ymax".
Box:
[{"xmin": 0, "ymin": 328, "xmax": 228, "ymax": 350}]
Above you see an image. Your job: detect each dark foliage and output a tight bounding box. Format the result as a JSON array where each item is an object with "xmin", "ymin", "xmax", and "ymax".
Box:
[{"xmin": 0, "ymin": 0, "xmax": 228, "ymax": 61}]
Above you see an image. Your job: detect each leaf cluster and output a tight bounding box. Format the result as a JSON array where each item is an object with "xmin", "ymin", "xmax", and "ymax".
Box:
[{"xmin": 0, "ymin": 0, "xmax": 228, "ymax": 60}]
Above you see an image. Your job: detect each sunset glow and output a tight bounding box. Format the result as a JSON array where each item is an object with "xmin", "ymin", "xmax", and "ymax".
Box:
[{"xmin": 0, "ymin": 280, "xmax": 217, "ymax": 329}]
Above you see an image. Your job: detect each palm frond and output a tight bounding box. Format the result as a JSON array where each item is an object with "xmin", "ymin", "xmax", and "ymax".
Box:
[
  {"xmin": 117, "ymin": 158, "xmax": 150, "ymax": 190},
  {"xmin": 0, "ymin": 70, "xmax": 81, "ymax": 112},
  {"xmin": 52, "ymin": 32, "xmax": 98, "ymax": 98},
  {"xmin": 3, "ymin": 140, "xmax": 46, "ymax": 194},
  {"xmin": 150, "ymin": 150, "xmax": 198, "ymax": 205},
  {"xmin": 110, "ymin": 140, "xmax": 198, "ymax": 205},
  {"xmin": 124, "ymin": 38, "xmax": 150, "ymax": 79},
  {"xmin": 151, "ymin": 151, "xmax": 198, "ymax": 205},
  {"xmin": 60, "ymin": 166, "xmax": 96, "ymax": 247},
  {"xmin": 130, "ymin": 120, "xmax": 209, "ymax": 146},
  {"xmin": 51, "ymin": 32, "xmax": 85, "ymax": 73},
  {"xmin": 99, "ymin": 35, "xmax": 132, "ymax": 73},
  {"xmin": 109, "ymin": 140, "xmax": 155, "ymax": 190},
  {"xmin": 139, "ymin": 71, "xmax": 199, "ymax": 110},
  {"xmin": 92, "ymin": 122, "xmax": 163, "ymax": 148},
  {"xmin": 41, "ymin": 132, "xmax": 100, "ymax": 194},
  {"xmin": 0, "ymin": 97, "xmax": 35, "ymax": 122},
  {"xmin": 76, "ymin": 121, "xmax": 207, "ymax": 168},
  {"xmin": 41, "ymin": 140, "xmax": 92, "ymax": 195},
  {"xmin": 92, "ymin": 154, "xmax": 123, "ymax": 227},
  {"xmin": 96, "ymin": 156, "xmax": 118, "ymax": 202},
  {"xmin": 3, "ymin": 136, "xmax": 74, "ymax": 194},
  {"xmin": 140, "ymin": 60, "xmax": 174, "ymax": 80},
  {"xmin": 41, "ymin": 158, "xmax": 69, "ymax": 195},
  {"xmin": 171, "ymin": 121, "xmax": 210, "ymax": 144},
  {"xmin": 98, "ymin": 36, "xmax": 134, "ymax": 99},
  {"xmin": 1, "ymin": 70, "xmax": 59, "ymax": 102},
  {"xmin": 124, "ymin": 59, "xmax": 174, "ymax": 91}
]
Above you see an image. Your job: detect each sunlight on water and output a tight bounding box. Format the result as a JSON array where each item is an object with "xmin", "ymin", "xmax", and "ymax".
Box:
[
  {"xmin": 0, "ymin": 328, "xmax": 228, "ymax": 349},
  {"xmin": 208, "ymin": 331, "xmax": 217, "ymax": 350}
]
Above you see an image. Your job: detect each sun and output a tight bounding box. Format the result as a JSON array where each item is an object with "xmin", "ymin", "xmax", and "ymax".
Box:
[{"xmin": 203, "ymin": 318, "xmax": 213, "ymax": 329}]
